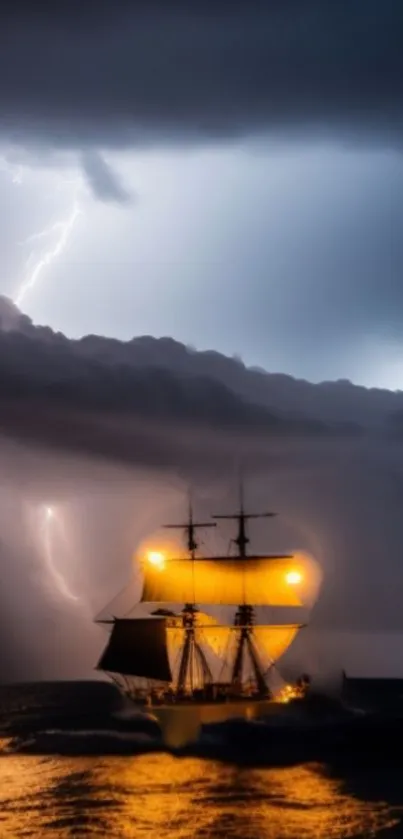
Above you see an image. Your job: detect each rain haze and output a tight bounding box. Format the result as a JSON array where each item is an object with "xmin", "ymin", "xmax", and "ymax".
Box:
[{"xmin": 1, "ymin": 0, "xmax": 403, "ymax": 686}]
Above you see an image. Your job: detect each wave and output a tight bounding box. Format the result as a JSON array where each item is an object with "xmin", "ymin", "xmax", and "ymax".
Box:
[
  {"xmin": 1, "ymin": 681, "xmax": 403, "ymax": 766},
  {"xmin": 2, "ymin": 728, "xmax": 161, "ymax": 756}
]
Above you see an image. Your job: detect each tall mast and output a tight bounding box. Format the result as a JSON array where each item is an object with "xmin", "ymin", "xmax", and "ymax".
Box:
[
  {"xmin": 213, "ymin": 483, "xmax": 276, "ymax": 695},
  {"xmin": 163, "ymin": 494, "xmax": 216, "ymax": 694},
  {"xmin": 213, "ymin": 481, "xmax": 275, "ymax": 560},
  {"xmin": 163, "ymin": 493, "xmax": 216, "ymax": 559}
]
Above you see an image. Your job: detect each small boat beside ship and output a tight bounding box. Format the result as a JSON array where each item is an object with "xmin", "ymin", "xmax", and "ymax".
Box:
[{"xmin": 96, "ymin": 490, "xmax": 320, "ymax": 746}]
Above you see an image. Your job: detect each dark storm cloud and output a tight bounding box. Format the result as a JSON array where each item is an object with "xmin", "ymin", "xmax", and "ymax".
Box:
[
  {"xmin": 0, "ymin": 332, "xmax": 331, "ymax": 475},
  {"xmin": 80, "ymin": 151, "xmax": 132, "ymax": 204},
  {"xmin": 0, "ymin": 294, "xmax": 367, "ymax": 473},
  {"xmin": 0, "ymin": 1, "xmax": 402, "ymax": 148},
  {"xmin": 6, "ymin": 293, "xmax": 403, "ymax": 476}
]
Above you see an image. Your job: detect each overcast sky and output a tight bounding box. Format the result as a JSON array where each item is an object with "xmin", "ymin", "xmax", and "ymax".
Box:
[{"xmin": 1, "ymin": 0, "xmax": 403, "ymax": 387}]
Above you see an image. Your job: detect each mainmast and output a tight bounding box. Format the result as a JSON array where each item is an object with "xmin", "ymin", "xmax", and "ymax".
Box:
[
  {"xmin": 163, "ymin": 497, "xmax": 216, "ymax": 694},
  {"xmin": 213, "ymin": 485, "xmax": 276, "ymax": 695}
]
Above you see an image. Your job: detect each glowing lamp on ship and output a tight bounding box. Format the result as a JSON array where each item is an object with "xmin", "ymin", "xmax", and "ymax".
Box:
[
  {"xmin": 285, "ymin": 570, "xmax": 302, "ymax": 586},
  {"xmin": 147, "ymin": 551, "xmax": 166, "ymax": 570}
]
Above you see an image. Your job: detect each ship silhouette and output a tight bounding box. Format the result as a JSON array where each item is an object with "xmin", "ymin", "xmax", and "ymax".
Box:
[{"xmin": 96, "ymin": 487, "xmax": 317, "ymax": 745}]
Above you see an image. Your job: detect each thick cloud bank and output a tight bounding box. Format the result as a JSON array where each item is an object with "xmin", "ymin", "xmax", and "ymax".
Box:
[
  {"xmin": 0, "ymin": 1, "xmax": 402, "ymax": 149},
  {"xmin": 0, "ymin": 297, "xmax": 401, "ymax": 458},
  {"xmin": 0, "ymin": 297, "xmax": 365, "ymax": 469}
]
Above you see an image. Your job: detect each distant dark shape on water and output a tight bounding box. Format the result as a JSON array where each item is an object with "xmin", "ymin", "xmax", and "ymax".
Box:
[{"xmin": 342, "ymin": 672, "xmax": 403, "ymax": 712}]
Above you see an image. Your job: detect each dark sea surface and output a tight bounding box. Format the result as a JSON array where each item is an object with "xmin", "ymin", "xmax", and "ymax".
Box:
[{"xmin": 1, "ymin": 681, "xmax": 403, "ymax": 838}]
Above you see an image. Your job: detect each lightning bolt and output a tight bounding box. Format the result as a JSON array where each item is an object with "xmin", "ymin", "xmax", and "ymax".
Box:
[
  {"xmin": 0, "ymin": 154, "xmax": 83, "ymax": 307},
  {"xmin": 14, "ymin": 194, "xmax": 82, "ymax": 308},
  {"xmin": 41, "ymin": 505, "xmax": 80, "ymax": 604}
]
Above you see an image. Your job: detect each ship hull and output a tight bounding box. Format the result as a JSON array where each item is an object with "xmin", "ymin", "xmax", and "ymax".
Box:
[{"xmin": 144, "ymin": 698, "xmax": 286, "ymax": 748}]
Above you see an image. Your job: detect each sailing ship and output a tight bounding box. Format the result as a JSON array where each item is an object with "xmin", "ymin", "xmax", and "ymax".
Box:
[{"xmin": 96, "ymin": 492, "xmax": 316, "ymax": 746}]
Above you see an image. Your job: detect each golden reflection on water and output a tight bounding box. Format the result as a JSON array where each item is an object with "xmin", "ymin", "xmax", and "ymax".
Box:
[{"xmin": 0, "ymin": 754, "xmax": 399, "ymax": 839}]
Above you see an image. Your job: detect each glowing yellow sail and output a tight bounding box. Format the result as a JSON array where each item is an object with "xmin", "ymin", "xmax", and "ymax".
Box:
[
  {"xmin": 194, "ymin": 624, "xmax": 300, "ymax": 662},
  {"xmin": 164, "ymin": 612, "xmax": 220, "ymax": 670},
  {"xmin": 164, "ymin": 622, "xmax": 300, "ymax": 684},
  {"xmin": 252, "ymin": 624, "xmax": 300, "ymax": 663},
  {"xmin": 141, "ymin": 555, "xmax": 307, "ymax": 606}
]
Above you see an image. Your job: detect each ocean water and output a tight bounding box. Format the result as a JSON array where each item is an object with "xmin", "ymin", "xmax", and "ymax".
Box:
[{"xmin": 0, "ymin": 681, "xmax": 403, "ymax": 839}]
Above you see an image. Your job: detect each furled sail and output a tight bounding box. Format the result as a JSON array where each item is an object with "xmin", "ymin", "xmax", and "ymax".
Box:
[
  {"xmin": 97, "ymin": 617, "xmax": 172, "ymax": 682},
  {"xmin": 141, "ymin": 555, "xmax": 304, "ymax": 606}
]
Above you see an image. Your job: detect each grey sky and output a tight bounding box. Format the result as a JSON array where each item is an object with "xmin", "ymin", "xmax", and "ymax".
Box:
[{"xmin": 1, "ymin": 144, "xmax": 402, "ymax": 387}]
